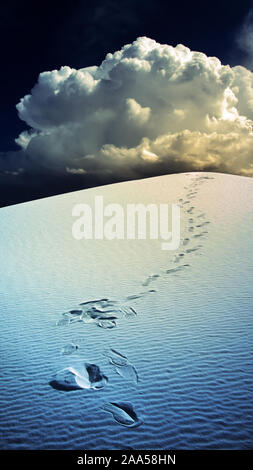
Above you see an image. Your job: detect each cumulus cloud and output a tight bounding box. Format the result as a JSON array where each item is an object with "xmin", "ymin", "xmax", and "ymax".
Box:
[{"xmin": 1, "ymin": 36, "xmax": 253, "ymax": 206}]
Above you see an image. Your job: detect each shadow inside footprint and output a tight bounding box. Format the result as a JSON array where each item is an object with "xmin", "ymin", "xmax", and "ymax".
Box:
[
  {"xmin": 49, "ymin": 369, "xmax": 81, "ymax": 392},
  {"xmin": 103, "ymin": 402, "xmax": 141, "ymax": 427}
]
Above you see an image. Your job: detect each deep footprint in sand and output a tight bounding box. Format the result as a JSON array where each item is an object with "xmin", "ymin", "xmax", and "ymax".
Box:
[
  {"xmin": 84, "ymin": 363, "xmax": 108, "ymax": 389},
  {"xmin": 80, "ymin": 298, "xmax": 137, "ymax": 321},
  {"xmin": 57, "ymin": 297, "xmax": 139, "ymax": 329},
  {"xmin": 81, "ymin": 308, "xmax": 118, "ymax": 328},
  {"xmin": 103, "ymin": 402, "xmax": 141, "ymax": 427},
  {"xmin": 49, "ymin": 363, "xmax": 108, "ymax": 391},
  {"xmin": 49, "ymin": 368, "xmax": 82, "ymax": 391},
  {"xmin": 104, "ymin": 348, "xmax": 138, "ymax": 383},
  {"xmin": 61, "ymin": 310, "xmax": 83, "ymax": 325},
  {"xmin": 67, "ymin": 309, "xmax": 83, "ymax": 316}
]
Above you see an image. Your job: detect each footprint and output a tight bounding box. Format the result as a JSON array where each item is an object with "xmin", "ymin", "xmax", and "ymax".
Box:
[
  {"xmin": 79, "ymin": 298, "xmax": 110, "ymax": 308},
  {"xmin": 186, "ymin": 245, "xmax": 202, "ymax": 253},
  {"xmin": 196, "ymin": 221, "xmax": 210, "ymax": 228},
  {"xmin": 61, "ymin": 343, "xmax": 78, "ymax": 355},
  {"xmin": 105, "ymin": 348, "xmax": 138, "ymax": 384},
  {"xmin": 57, "ymin": 297, "xmax": 139, "ymax": 328},
  {"xmin": 193, "ymin": 231, "xmax": 208, "ymax": 238},
  {"xmin": 61, "ymin": 309, "xmax": 83, "ymax": 324},
  {"xmin": 67, "ymin": 309, "xmax": 83, "ymax": 316},
  {"xmin": 104, "ymin": 348, "xmax": 129, "ymax": 367},
  {"xmin": 115, "ymin": 364, "xmax": 139, "ymax": 384},
  {"xmin": 174, "ymin": 253, "xmax": 186, "ymax": 263},
  {"xmin": 166, "ymin": 264, "xmax": 189, "ymax": 274},
  {"xmin": 125, "ymin": 289, "xmax": 156, "ymax": 302},
  {"xmin": 81, "ymin": 308, "xmax": 118, "ymax": 326},
  {"xmin": 121, "ymin": 306, "xmax": 137, "ymax": 318},
  {"xmin": 198, "ymin": 176, "xmax": 215, "ymax": 180},
  {"xmin": 103, "ymin": 402, "xmax": 141, "ymax": 427},
  {"xmin": 85, "ymin": 363, "xmax": 108, "ymax": 389},
  {"xmin": 49, "ymin": 368, "xmax": 82, "ymax": 391},
  {"xmin": 56, "ymin": 317, "xmax": 70, "ymax": 327},
  {"xmin": 182, "ymin": 238, "xmax": 190, "ymax": 246},
  {"xmin": 97, "ymin": 319, "xmax": 117, "ymax": 329},
  {"xmin": 49, "ymin": 363, "xmax": 108, "ymax": 391},
  {"xmin": 142, "ymin": 274, "xmax": 160, "ymax": 286},
  {"xmin": 126, "ymin": 294, "xmax": 143, "ymax": 301}
]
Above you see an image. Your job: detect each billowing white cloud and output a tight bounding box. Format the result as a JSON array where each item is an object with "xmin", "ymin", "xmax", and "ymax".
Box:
[{"xmin": 15, "ymin": 37, "xmax": 253, "ymax": 177}]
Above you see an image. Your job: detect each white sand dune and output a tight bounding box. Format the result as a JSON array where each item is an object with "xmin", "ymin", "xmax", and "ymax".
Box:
[{"xmin": 0, "ymin": 172, "xmax": 253, "ymax": 449}]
